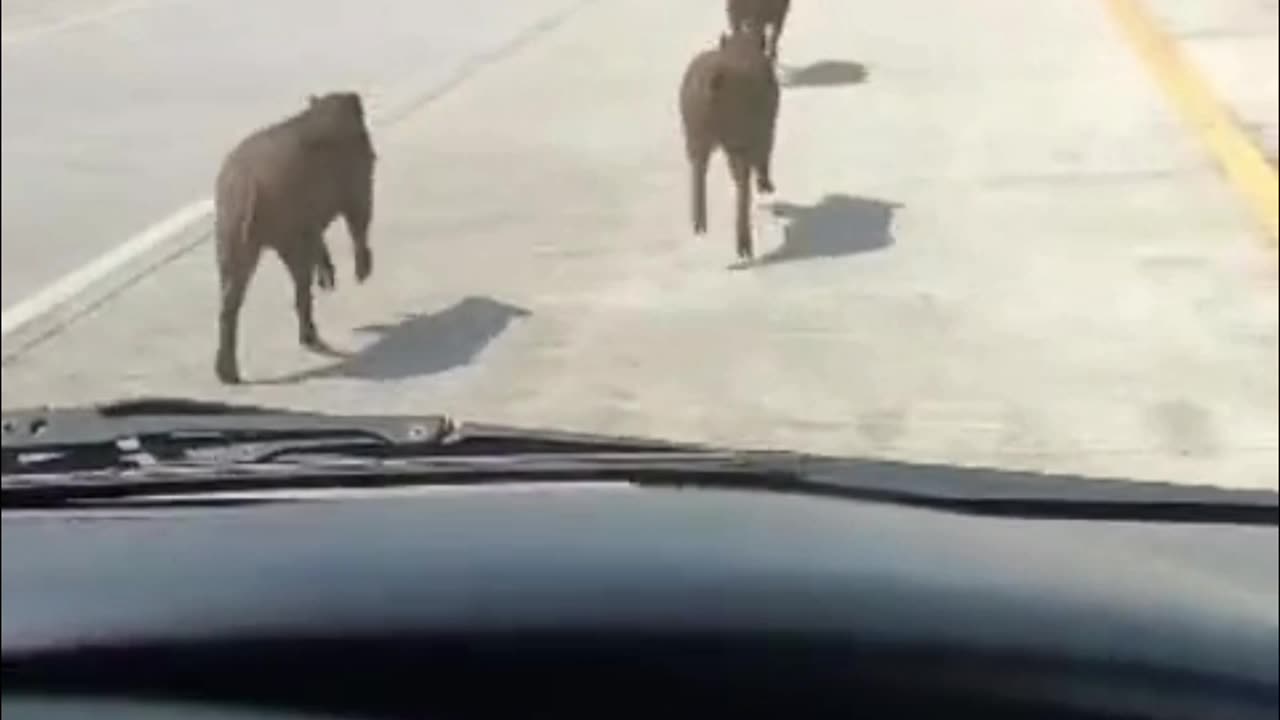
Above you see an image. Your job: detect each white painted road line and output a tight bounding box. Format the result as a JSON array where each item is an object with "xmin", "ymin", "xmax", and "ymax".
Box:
[{"xmin": 0, "ymin": 199, "xmax": 211, "ymax": 337}]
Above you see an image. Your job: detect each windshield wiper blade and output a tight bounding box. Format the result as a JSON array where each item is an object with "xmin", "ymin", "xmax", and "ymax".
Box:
[
  {"xmin": 3, "ymin": 399, "xmax": 1276, "ymax": 527},
  {"xmin": 4, "ymin": 448, "xmax": 1276, "ymax": 526}
]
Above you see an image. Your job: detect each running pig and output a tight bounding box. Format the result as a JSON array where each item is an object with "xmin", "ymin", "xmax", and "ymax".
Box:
[{"xmin": 213, "ymin": 92, "xmax": 376, "ymax": 384}]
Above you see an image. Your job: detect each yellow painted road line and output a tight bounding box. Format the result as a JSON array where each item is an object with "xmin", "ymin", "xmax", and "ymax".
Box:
[{"xmin": 1105, "ymin": 0, "xmax": 1278, "ymax": 245}]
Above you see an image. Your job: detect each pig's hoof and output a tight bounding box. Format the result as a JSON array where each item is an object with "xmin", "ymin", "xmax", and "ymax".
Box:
[
  {"xmin": 355, "ymin": 247, "xmax": 373, "ymax": 283},
  {"xmin": 300, "ymin": 332, "xmax": 326, "ymax": 351},
  {"xmin": 317, "ymin": 268, "xmax": 336, "ymax": 292},
  {"xmin": 215, "ymin": 360, "xmax": 241, "ymax": 385},
  {"xmin": 758, "ymin": 176, "xmax": 775, "ymax": 194}
]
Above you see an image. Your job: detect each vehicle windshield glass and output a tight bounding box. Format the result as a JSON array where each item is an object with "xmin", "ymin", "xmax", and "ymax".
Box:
[{"xmin": 1, "ymin": 0, "xmax": 1276, "ymax": 493}]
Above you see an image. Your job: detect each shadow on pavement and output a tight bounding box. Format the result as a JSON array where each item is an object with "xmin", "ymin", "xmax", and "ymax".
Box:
[
  {"xmin": 260, "ymin": 296, "xmax": 530, "ymax": 384},
  {"xmin": 752, "ymin": 195, "xmax": 900, "ymax": 268},
  {"xmin": 781, "ymin": 60, "xmax": 869, "ymax": 88}
]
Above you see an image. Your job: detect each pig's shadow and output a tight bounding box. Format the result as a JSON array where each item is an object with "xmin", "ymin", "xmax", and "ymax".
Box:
[
  {"xmin": 780, "ymin": 60, "xmax": 869, "ymax": 88},
  {"xmin": 744, "ymin": 194, "xmax": 900, "ymax": 269},
  {"xmin": 263, "ymin": 296, "xmax": 530, "ymax": 384}
]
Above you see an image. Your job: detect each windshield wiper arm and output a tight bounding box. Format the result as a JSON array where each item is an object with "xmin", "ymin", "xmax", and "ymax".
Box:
[
  {"xmin": 1, "ymin": 398, "xmax": 706, "ymax": 475},
  {"xmin": 2, "ymin": 398, "xmax": 456, "ymax": 473}
]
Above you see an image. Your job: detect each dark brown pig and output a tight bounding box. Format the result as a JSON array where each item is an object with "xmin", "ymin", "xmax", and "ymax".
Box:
[
  {"xmin": 679, "ymin": 24, "xmax": 780, "ymax": 261},
  {"xmin": 727, "ymin": 0, "xmax": 791, "ymax": 61},
  {"xmin": 213, "ymin": 92, "xmax": 376, "ymax": 384}
]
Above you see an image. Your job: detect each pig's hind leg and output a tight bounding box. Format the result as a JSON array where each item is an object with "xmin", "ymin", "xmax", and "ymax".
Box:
[
  {"xmin": 315, "ymin": 239, "xmax": 336, "ymax": 291},
  {"xmin": 278, "ymin": 236, "xmax": 324, "ymax": 350},
  {"xmin": 215, "ymin": 243, "xmax": 260, "ymax": 385}
]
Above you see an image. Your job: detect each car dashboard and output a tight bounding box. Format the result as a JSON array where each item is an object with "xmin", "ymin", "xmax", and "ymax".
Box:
[{"xmin": 3, "ymin": 482, "xmax": 1277, "ymax": 719}]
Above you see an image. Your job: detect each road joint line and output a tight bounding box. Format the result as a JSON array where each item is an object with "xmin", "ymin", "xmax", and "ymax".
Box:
[{"xmin": 0, "ymin": 0, "xmax": 175, "ymax": 48}]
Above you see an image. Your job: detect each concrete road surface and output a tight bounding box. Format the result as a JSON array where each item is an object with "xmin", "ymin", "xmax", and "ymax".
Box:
[{"xmin": 2, "ymin": 0, "xmax": 1277, "ymax": 490}]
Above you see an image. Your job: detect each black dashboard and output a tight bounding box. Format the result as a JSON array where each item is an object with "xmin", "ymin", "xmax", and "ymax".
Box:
[{"xmin": 3, "ymin": 482, "xmax": 1277, "ymax": 718}]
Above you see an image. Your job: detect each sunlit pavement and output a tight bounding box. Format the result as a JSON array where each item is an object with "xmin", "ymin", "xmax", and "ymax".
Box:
[{"xmin": 2, "ymin": 0, "xmax": 1277, "ymax": 489}]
